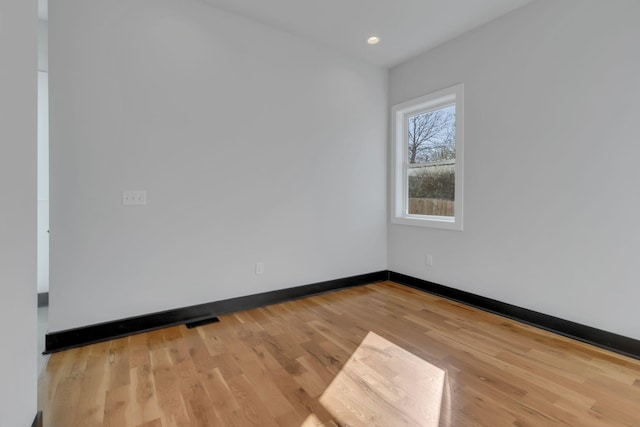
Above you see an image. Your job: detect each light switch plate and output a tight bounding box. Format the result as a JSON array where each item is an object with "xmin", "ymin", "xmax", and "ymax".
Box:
[{"xmin": 122, "ymin": 190, "xmax": 147, "ymax": 206}]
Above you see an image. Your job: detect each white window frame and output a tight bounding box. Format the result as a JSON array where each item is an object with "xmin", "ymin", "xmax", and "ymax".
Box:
[{"xmin": 391, "ymin": 83, "xmax": 464, "ymax": 230}]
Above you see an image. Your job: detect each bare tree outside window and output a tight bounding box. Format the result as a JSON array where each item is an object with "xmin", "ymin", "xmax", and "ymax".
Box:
[
  {"xmin": 407, "ymin": 105, "xmax": 456, "ymax": 216},
  {"xmin": 408, "ymin": 106, "xmax": 456, "ymax": 164}
]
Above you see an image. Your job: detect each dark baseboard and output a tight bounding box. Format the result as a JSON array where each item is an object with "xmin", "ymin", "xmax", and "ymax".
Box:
[
  {"xmin": 44, "ymin": 270, "xmax": 388, "ymax": 354},
  {"xmin": 37, "ymin": 292, "xmax": 48, "ymax": 308},
  {"xmin": 43, "ymin": 269, "xmax": 639, "ymax": 360},
  {"xmin": 32, "ymin": 411, "xmax": 43, "ymax": 427},
  {"xmin": 388, "ymin": 271, "xmax": 640, "ymax": 361}
]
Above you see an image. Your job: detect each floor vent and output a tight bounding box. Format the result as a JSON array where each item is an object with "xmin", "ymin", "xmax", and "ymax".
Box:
[{"xmin": 185, "ymin": 316, "xmax": 220, "ymax": 329}]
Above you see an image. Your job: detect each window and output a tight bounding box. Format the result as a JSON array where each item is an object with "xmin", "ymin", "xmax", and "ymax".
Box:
[{"xmin": 391, "ymin": 84, "xmax": 464, "ymax": 230}]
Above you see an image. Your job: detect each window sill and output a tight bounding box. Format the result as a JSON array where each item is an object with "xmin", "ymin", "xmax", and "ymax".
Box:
[{"xmin": 391, "ymin": 215, "xmax": 463, "ymax": 231}]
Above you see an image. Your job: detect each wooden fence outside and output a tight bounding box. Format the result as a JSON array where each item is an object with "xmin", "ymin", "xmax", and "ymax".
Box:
[{"xmin": 409, "ymin": 198, "xmax": 454, "ymax": 216}]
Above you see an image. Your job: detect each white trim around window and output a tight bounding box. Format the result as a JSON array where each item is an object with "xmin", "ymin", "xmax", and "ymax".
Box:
[{"xmin": 391, "ymin": 83, "xmax": 464, "ymax": 230}]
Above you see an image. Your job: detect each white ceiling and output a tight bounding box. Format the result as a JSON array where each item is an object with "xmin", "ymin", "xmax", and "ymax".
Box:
[
  {"xmin": 39, "ymin": 0, "xmax": 535, "ymax": 68},
  {"xmin": 203, "ymin": 0, "xmax": 535, "ymax": 68}
]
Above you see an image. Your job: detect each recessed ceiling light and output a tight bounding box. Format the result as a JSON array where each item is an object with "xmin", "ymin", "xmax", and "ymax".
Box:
[{"xmin": 367, "ymin": 36, "xmax": 380, "ymax": 45}]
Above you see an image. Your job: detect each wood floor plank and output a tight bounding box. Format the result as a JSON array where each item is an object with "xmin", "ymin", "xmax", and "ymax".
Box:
[
  {"xmin": 103, "ymin": 384, "xmax": 132, "ymax": 427},
  {"xmin": 71, "ymin": 340, "xmax": 111, "ymax": 427},
  {"xmin": 149, "ymin": 347, "xmax": 192, "ymax": 427},
  {"xmin": 130, "ymin": 363, "xmax": 163, "ymax": 426},
  {"xmin": 39, "ymin": 281, "xmax": 640, "ymax": 426}
]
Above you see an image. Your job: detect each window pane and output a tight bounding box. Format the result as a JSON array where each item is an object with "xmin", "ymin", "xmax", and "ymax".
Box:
[{"xmin": 407, "ymin": 105, "xmax": 456, "ymax": 217}]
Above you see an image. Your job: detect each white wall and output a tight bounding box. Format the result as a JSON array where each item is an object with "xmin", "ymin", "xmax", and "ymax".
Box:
[
  {"xmin": 0, "ymin": 0, "xmax": 37, "ymax": 424},
  {"xmin": 49, "ymin": 0, "xmax": 387, "ymax": 331},
  {"xmin": 38, "ymin": 19, "xmax": 50, "ymax": 294},
  {"xmin": 38, "ymin": 19, "xmax": 48, "ymax": 72},
  {"xmin": 389, "ymin": 0, "xmax": 640, "ymax": 340},
  {"xmin": 38, "ymin": 70, "xmax": 49, "ymax": 293}
]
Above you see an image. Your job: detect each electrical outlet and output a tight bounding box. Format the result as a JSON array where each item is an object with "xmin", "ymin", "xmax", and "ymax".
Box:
[
  {"xmin": 425, "ymin": 254, "xmax": 433, "ymax": 267},
  {"xmin": 255, "ymin": 262, "xmax": 264, "ymax": 275},
  {"xmin": 122, "ymin": 190, "xmax": 147, "ymax": 206}
]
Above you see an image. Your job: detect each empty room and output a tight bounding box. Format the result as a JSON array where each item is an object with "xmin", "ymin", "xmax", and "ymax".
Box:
[{"xmin": 1, "ymin": 0, "xmax": 639, "ymax": 426}]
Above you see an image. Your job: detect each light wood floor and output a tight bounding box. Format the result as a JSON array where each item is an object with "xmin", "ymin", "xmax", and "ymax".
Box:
[{"xmin": 39, "ymin": 281, "xmax": 640, "ymax": 426}]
